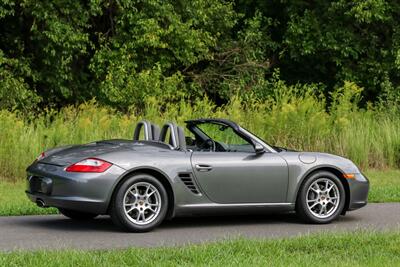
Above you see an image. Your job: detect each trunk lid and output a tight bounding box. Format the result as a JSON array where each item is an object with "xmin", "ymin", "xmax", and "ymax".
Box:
[{"xmin": 39, "ymin": 139, "xmax": 140, "ymax": 166}]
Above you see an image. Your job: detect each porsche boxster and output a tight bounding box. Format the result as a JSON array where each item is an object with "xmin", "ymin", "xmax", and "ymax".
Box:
[{"xmin": 26, "ymin": 119, "xmax": 369, "ymax": 232}]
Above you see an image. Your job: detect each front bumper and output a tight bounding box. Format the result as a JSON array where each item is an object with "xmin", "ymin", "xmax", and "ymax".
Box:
[
  {"xmin": 26, "ymin": 162, "xmax": 126, "ymax": 214},
  {"xmin": 347, "ymin": 173, "xmax": 369, "ymax": 211}
]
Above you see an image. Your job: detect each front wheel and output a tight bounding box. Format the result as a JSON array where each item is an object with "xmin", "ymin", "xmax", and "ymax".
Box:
[
  {"xmin": 296, "ymin": 171, "xmax": 345, "ymax": 224},
  {"xmin": 110, "ymin": 174, "xmax": 168, "ymax": 232}
]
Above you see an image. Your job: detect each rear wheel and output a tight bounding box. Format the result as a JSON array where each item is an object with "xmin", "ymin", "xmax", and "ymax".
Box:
[
  {"xmin": 296, "ymin": 171, "xmax": 345, "ymax": 223},
  {"xmin": 58, "ymin": 208, "xmax": 98, "ymax": 220},
  {"xmin": 110, "ymin": 173, "xmax": 168, "ymax": 232}
]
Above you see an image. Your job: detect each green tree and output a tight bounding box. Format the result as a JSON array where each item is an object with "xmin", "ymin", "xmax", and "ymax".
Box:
[
  {"xmin": 1, "ymin": 0, "xmax": 400, "ymax": 110},
  {"xmin": 236, "ymin": 0, "xmax": 400, "ymax": 102},
  {"xmin": 90, "ymin": 0, "xmax": 237, "ymax": 107}
]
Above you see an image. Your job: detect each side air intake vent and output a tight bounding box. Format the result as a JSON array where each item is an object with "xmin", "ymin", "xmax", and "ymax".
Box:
[{"xmin": 178, "ymin": 173, "xmax": 200, "ymax": 195}]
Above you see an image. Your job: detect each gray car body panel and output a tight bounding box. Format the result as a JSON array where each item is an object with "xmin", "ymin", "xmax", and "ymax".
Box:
[
  {"xmin": 26, "ymin": 120, "xmax": 369, "ymax": 217},
  {"xmin": 191, "ymin": 151, "xmax": 289, "ymax": 203}
]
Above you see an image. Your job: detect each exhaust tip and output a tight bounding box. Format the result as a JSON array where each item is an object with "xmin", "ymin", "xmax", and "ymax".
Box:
[{"xmin": 36, "ymin": 199, "xmax": 47, "ymax": 208}]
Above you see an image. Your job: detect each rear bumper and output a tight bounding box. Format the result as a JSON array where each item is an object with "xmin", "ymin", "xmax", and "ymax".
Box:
[
  {"xmin": 26, "ymin": 163, "xmax": 125, "ymax": 214},
  {"xmin": 26, "ymin": 191, "xmax": 107, "ymax": 214},
  {"xmin": 347, "ymin": 173, "xmax": 369, "ymax": 211}
]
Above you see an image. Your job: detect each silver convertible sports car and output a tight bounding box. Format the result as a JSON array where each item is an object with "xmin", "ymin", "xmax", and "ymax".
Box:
[{"xmin": 26, "ymin": 119, "xmax": 369, "ymax": 232}]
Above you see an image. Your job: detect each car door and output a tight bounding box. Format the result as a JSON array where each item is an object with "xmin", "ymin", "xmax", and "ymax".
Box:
[{"xmin": 191, "ymin": 151, "xmax": 289, "ymax": 203}]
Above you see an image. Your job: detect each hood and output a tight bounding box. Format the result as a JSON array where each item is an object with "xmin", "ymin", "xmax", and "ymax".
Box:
[
  {"xmin": 38, "ymin": 139, "xmax": 169, "ymax": 166},
  {"xmin": 282, "ymin": 150, "xmax": 360, "ymax": 173}
]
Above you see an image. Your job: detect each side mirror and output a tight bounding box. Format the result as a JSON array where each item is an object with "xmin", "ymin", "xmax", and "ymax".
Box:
[{"xmin": 254, "ymin": 142, "xmax": 265, "ymax": 154}]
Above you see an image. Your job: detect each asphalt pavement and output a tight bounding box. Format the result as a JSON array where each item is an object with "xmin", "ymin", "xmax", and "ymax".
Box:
[{"xmin": 0, "ymin": 203, "xmax": 399, "ymax": 251}]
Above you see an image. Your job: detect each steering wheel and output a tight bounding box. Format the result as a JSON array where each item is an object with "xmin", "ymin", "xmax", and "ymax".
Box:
[{"xmin": 198, "ymin": 138, "xmax": 216, "ymax": 152}]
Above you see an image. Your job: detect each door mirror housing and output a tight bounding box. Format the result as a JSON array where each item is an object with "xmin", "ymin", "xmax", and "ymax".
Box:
[{"xmin": 254, "ymin": 142, "xmax": 265, "ymax": 154}]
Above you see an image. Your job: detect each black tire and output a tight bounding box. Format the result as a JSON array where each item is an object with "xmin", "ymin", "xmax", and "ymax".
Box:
[
  {"xmin": 109, "ymin": 173, "xmax": 168, "ymax": 232},
  {"xmin": 58, "ymin": 208, "xmax": 98, "ymax": 220},
  {"xmin": 296, "ymin": 171, "xmax": 345, "ymax": 224}
]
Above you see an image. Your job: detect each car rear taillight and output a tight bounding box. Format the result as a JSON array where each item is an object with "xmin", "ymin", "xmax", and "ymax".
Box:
[{"xmin": 65, "ymin": 158, "xmax": 112, "ymax": 173}]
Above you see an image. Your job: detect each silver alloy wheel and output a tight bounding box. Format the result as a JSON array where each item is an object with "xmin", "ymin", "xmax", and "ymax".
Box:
[
  {"xmin": 306, "ymin": 178, "xmax": 340, "ymax": 219},
  {"xmin": 123, "ymin": 182, "xmax": 162, "ymax": 225}
]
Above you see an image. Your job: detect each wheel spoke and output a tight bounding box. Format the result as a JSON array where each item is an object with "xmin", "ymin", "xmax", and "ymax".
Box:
[
  {"xmin": 319, "ymin": 205, "xmax": 326, "ymax": 215},
  {"xmin": 327, "ymin": 204, "xmax": 334, "ymax": 213},
  {"xmin": 147, "ymin": 190, "xmax": 156, "ymax": 198},
  {"xmin": 318, "ymin": 182, "xmax": 325, "ymax": 191},
  {"xmin": 146, "ymin": 207, "xmax": 157, "ymax": 213},
  {"xmin": 310, "ymin": 184, "xmax": 319, "ymax": 193},
  {"xmin": 327, "ymin": 184, "xmax": 334, "ymax": 193},
  {"xmin": 311, "ymin": 188, "xmax": 318, "ymax": 193},
  {"xmin": 126, "ymin": 206, "xmax": 137, "ymax": 213},
  {"xmin": 145, "ymin": 184, "xmax": 150, "ymax": 195}
]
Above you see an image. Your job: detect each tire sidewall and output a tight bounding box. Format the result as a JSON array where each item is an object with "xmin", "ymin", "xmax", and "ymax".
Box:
[
  {"xmin": 297, "ymin": 171, "xmax": 345, "ymax": 223},
  {"xmin": 112, "ymin": 174, "xmax": 168, "ymax": 232}
]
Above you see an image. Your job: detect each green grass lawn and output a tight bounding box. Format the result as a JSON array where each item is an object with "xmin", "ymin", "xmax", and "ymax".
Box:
[
  {"xmin": 0, "ymin": 169, "xmax": 398, "ymax": 216},
  {"xmin": 366, "ymin": 169, "xmax": 400, "ymax": 202},
  {"xmin": 0, "ymin": 231, "xmax": 399, "ymax": 266}
]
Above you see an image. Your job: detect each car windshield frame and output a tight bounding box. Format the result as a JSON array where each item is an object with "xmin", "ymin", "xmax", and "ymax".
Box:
[
  {"xmin": 186, "ymin": 121, "xmax": 276, "ymax": 153},
  {"xmin": 195, "ymin": 122, "xmax": 251, "ymax": 146}
]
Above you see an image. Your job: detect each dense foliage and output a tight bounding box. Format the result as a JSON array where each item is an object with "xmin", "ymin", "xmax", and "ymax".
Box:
[{"xmin": 1, "ymin": 0, "xmax": 400, "ymax": 110}]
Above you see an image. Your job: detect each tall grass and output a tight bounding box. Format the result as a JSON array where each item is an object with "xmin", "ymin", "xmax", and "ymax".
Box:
[{"xmin": 0, "ymin": 82, "xmax": 399, "ymax": 181}]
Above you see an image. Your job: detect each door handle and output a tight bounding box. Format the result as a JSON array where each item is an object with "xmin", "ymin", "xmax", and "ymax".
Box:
[{"xmin": 195, "ymin": 164, "xmax": 213, "ymax": 172}]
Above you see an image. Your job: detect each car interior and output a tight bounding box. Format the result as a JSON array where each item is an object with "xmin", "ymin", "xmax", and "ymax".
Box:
[{"xmin": 132, "ymin": 120, "xmax": 256, "ymax": 153}]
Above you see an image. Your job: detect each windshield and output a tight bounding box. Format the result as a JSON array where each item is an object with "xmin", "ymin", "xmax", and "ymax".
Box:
[
  {"xmin": 188, "ymin": 122, "xmax": 255, "ymax": 153},
  {"xmin": 196, "ymin": 123, "xmax": 248, "ymax": 145},
  {"xmin": 239, "ymin": 127, "xmax": 280, "ymax": 152}
]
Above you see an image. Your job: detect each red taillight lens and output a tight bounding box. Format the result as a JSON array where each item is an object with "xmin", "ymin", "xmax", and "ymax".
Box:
[{"xmin": 65, "ymin": 158, "xmax": 112, "ymax": 173}]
